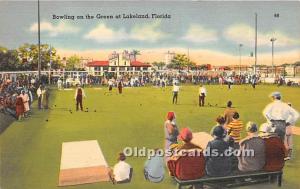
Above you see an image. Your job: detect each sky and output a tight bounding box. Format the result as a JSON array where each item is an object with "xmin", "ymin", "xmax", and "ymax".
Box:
[{"xmin": 0, "ymin": 1, "xmax": 300, "ymax": 66}]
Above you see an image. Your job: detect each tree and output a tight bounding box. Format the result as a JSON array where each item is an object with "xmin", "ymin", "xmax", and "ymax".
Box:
[
  {"xmin": 131, "ymin": 49, "xmax": 141, "ymax": 61},
  {"xmin": 152, "ymin": 61, "xmax": 166, "ymax": 70},
  {"xmin": 66, "ymin": 55, "xmax": 81, "ymax": 70},
  {"xmin": 186, "ymin": 60, "xmax": 196, "ymax": 71},
  {"xmin": 167, "ymin": 54, "xmax": 189, "ymax": 70},
  {"xmin": 0, "ymin": 47, "xmax": 20, "ymax": 71},
  {"xmin": 17, "ymin": 43, "xmax": 62, "ymax": 70}
]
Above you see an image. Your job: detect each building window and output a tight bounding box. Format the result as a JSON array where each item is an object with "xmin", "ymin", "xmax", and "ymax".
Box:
[{"xmin": 124, "ymin": 61, "xmax": 126, "ymax": 66}]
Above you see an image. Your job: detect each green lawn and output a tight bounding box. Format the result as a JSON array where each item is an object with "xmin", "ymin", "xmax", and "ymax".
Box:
[{"xmin": 1, "ymin": 85, "xmax": 300, "ymax": 189}]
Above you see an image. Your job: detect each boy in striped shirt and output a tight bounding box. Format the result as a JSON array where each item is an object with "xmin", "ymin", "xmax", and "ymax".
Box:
[{"xmin": 225, "ymin": 112, "xmax": 243, "ymax": 143}]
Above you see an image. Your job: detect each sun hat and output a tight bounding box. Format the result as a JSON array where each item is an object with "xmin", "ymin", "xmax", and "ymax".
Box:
[{"xmin": 178, "ymin": 127, "xmax": 193, "ymax": 142}]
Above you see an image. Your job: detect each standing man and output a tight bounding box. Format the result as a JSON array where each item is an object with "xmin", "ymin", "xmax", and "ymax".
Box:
[
  {"xmin": 108, "ymin": 79, "xmax": 113, "ymax": 92},
  {"xmin": 172, "ymin": 82, "xmax": 180, "ymax": 104},
  {"xmin": 263, "ymin": 92, "xmax": 299, "ymax": 141},
  {"xmin": 251, "ymin": 75, "xmax": 257, "ymax": 89},
  {"xmin": 118, "ymin": 80, "xmax": 123, "ymax": 94},
  {"xmin": 227, "ymin": 77, "xmax": 232, "ymax": 90},
  {"xmin": 36, "ymin": 85, "xmax": 43, "ymax": 110},
  {"xmin": 74, "ymin": 85, "xmax": 86, "ymax": 111},
  {"xmin": 57, "ymin": 78, "xmax": 62, "ymax": 90},
  {"xmin": 199, "ymin": 85, "xmax": 207, "ymax": 107}
]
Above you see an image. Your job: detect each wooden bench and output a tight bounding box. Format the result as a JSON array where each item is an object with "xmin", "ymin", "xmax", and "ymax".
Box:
[{"xmin": 174, "ymin": 170, "xmax": 283, "ymax": 189}]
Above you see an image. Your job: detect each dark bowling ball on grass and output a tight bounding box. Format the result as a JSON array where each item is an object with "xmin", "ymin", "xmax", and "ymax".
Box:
[
  {"xmin": 45, "ymin": 119, "xmax": 48, "ymax": 122},
  {"xmin": 94, "ymin": 110, "xmax": 97, "ymax": 112}
]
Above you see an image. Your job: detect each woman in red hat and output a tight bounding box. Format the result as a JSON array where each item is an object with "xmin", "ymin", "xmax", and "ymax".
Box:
[{"xmin": 164, "ymin": 112, "xmax": 179, "ymax": 154}]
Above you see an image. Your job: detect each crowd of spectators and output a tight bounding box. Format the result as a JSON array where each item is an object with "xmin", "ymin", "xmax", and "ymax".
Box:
[{"xmin": 0, "ymin": 74, "xmax": 37, "ymax": 120}]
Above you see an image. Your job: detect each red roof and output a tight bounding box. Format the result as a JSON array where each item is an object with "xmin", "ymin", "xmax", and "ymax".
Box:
[
  {"xmin": 87, "ymin": 61, "xmax": 109, "ymax": 67},
  {"xmin": 130, "ymin": 61, "xmax": 151, "ymax": 67}
]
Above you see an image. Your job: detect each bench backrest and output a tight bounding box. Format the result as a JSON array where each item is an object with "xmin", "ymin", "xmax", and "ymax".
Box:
[
  {"xmin": 263, "ymin": 137, "xmax": 285, "ymax": 171},
  {"xmin": 174, "ymin": 151, "xmax": 205, "ymax": 180}
]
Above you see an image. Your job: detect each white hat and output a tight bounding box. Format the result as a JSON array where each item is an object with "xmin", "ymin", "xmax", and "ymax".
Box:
[{"xmin": 260, "ymin": 123, "xmax": 275, "ymax": 133}]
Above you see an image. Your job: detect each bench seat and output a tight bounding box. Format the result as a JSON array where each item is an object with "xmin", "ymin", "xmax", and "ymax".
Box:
[{"xmin": 174, "ymin": 170, "xmax": 282, "ymax": 189}]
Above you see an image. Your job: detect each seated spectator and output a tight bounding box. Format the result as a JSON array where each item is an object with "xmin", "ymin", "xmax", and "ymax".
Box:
[
  {"xmin": 167, "ymin": 128, "xmax": 205, "ymax": 181},
  {"xmin": 144, "ymin": 149, "xmax": 165, "ymax": 183},
  {"xmin": 238, "ymin": 122, "xmax": 265, "ymax": 172},
  {"xmin": 259, "ymin": 123, "xmax": 285, "ymax": 171},
  {"xmin": 210, "ymin": 115, "xmax": 226, "ymax": 135},
  {"xmin": 225, "ymin": 112, "xmax": 244, "ymax": 145},
  {"xmin": 205, "ymin": 126, "xmax": 232, "ymax": 177},
  {"xmin": 110, "ymin": 152, "xmax": 132, "ymax": 184},
  {"xmin": 211, "ymin": 115, "xmax": 234, "ymax": 147}
]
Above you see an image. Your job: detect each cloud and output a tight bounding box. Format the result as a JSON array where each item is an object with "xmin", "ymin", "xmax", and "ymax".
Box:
[
  {"xmin": 29, "ymin": 21, "xmax": 80, "ymax": 36},
  {"xmin": 182, "ymin": 24, "xmax": 218, "ymax": 43},
  {"xmin": 224, "ymin": 24, "xmax": 300, "ymax": 47},
  {"xmin": 84, "ymin": 21, "xmax": 167, "ymax": 43},
  {"xmin": 84, "ymin": 24, "xmax": 128, "ymax": 42},
  {"xmin": 130, "ymin": 21, "xmax": 167, "ymax": 42}
]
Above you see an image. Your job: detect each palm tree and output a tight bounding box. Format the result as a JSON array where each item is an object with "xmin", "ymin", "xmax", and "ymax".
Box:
[{"xmin": 131, "ymin": 49, "xmax": 141, "ymax": 61}]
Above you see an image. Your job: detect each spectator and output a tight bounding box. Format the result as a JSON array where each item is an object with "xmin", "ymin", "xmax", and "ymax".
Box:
[
  {"xmin": 224, "ymin": 101, "xmax": 237, "ymax": 125},
  {"xmin": 259, "ymin": 123, "xmax": 286, "ymax": 171},
  {"xmin": 20, "ymin": 90, "xmax": 30, "ymax": 117},
  {"xmin": 144, "ymin": 149, "xmax": 165, "ymax": 183},
  {"xmin": 225, "ymin": 112, "xmax": 244, "ymax": 145},
  {"xmin": 167, "ymin": 128, "xmax": 205, "ymax": 182},
  {"xmin": 263, "ymin": 92, "xmax": 299, "ymax": 141},
  {"xmin": 205, "ymin": 126, "xmax": 232, "ymax": 177},
  {"xmin": 164, "ymin": 111, "xmax": 179, "ymax": 153},
  {"xmin": 111, "ymin": 152, "xmax": 132, "ymax": 183},
  {"xmin": 15, "ymin": 92, "xmax": 24, "ymax": 121},
  {"xmin": 238, "ymin": 122, "xmax": 265, "ymax": 172}
]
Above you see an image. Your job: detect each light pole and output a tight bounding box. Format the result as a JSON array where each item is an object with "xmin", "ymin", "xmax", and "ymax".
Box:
[
  {"xmin": 239, "ymin": 44, "xmax": 243, "ymax": 75},
  {"xmin": 254, "ymin": 13, "xmax": 258, "ymax": 76},
  {"xmin": 37, "ymin": 0, "xmax": 41, "ymax": 81},
  {"xmin": 48, "ymin": 46, "xmax": 52, "ymax": 85},
  {"xmin": 270, "ymin": 37, "xmax": 276, "ymax": 77}
]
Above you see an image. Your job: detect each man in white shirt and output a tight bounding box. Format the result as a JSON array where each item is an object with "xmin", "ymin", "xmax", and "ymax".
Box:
[
  {"xmin": 199, "ymin": 85, "xmax": 207, "ymax": 107},
  {"xmin": 112, "ymin": 153, "xmax": 132, "ymax": 183},
  {"xmin": 57, "ymin": 78, "xmax": 62, "ymax": 90},
  {"xmin": 263, "ymin": 92, "xmax": 299, "ymax": 140},
  {"xmin": 36, "ymin": 85, "xmax": 43, "ymax": 109},
  {"xmin": 172, "ymin": 82, "xmax": 180, "ymax": 104}
]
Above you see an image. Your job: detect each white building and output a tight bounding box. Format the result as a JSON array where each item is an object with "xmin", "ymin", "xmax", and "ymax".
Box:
[
  {"xmin": 165, "ymin": 51, "xmax": 175, "ymax": 65},
  {"xmin": 86, "ymin": 50, "xmax": 151, "ymax": 76}
]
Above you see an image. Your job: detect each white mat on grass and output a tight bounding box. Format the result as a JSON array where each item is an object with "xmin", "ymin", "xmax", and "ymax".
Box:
[
  {"xmin": 59, "ymin": 140, "xmax": 110, "ymax": 186},
  {"xmin": 60, "ymin": 140, "xmax": 108, "ymax": 169}
]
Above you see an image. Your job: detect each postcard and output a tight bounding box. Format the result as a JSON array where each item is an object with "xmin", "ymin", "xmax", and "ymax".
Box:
[{"xmin": 0, "ymin": 1, "xmax": 299, "ymax": 189}]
